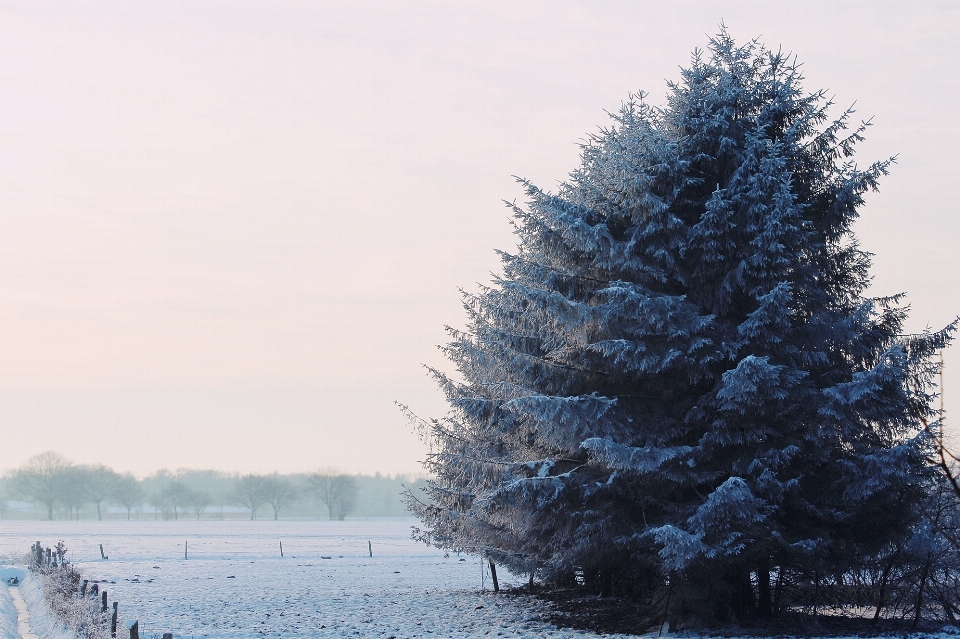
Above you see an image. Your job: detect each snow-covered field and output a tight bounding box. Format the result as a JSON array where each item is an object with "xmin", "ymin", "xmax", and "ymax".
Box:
[
  {"xmin": 0, "ymin": 519, "xmax": 630, "ymax": 639},
  {"xmin": 4, "ymin": 520, "xmax": 959, "ymax": 639}
]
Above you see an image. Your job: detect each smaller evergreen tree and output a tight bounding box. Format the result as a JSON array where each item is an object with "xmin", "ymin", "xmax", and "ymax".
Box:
[{"xmin": 406, "ymin": 30, "xmax": 954, "ymax": 626}]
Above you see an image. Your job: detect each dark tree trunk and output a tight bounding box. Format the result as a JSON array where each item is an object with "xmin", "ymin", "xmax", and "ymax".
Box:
[
  {"xmin": 874, "ymin": 546, "xmax": 902, "ymax": 622},
  {"xmin": 813, "ymin": 571, "xmax": 820, "ymax": 617},
  {"xmin": 757, "ymin": 562, "xmax": 772, "ymax": 617},
  {"xmin": 913, "ymin": 554, "xmax": 932, "ymax": 629},
  {"xmin": 730, "ymin": 568, "xmax": 755, "ymax": 620},
  {"xmin": 773, "ymin": 565, "xmax": 784, "ymax": 614},
  {"xmin": 943, "ymin": 597, "xmax": 958, "ymax": 626}
]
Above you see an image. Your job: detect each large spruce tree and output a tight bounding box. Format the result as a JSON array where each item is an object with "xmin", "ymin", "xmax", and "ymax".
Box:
[{"xmin": 406, "ymin": 31, "xmax": 953, "ymax": 624}]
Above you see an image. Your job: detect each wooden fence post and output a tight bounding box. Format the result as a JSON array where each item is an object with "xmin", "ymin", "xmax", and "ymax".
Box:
[
  {"xmin": 81, "ymin": 580, "xmax": 88, "ymax": 596},
  {"xmin": 488, "ymin": 560, "xmax": 500, "ymax": 593},
  {"xmin": 102, "ymin": 590, "xmax": 108, "ymax": 612},
  {"xmin": 125, "ymin": 620, "xmax": 139, "ymax": 639},
  {"xmin": 368, "ymin": 541, "xmax": 372, "ymax": 558},
  {"xmin": 111, "ymin": 601, "xmax": 118, "ymax": 637}
]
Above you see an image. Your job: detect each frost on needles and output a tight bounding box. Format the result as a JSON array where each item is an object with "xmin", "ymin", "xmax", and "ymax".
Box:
[{"xmin": 404, "ymin": 30, "xmax": 957, "ymax": 627}]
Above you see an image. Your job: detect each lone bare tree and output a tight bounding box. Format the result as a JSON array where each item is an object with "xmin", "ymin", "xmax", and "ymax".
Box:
[{"xmin": 308, "ymin": 470, "xmax": 357, "ymax": 521}]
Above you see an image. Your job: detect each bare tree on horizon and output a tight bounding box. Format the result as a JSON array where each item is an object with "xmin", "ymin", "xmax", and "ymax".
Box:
[
  {"xmin": 308, "ymin": 469, "xmax": 357, "ymax": 521},
  {"xmin": 188, "ymin": 489, "xmax": 212, "ymax": 520},
  {"xmin": 8, "ymin": 451, "xmax": 72, "ymax": 520},
  {"xmin": 233, "ymin": 474, "xmax": 268, "ymax": 520},
  {"xmin": 113, "ymin": 473, "xmax": 144, "ymax": 520},
  {"xmin": 162, "ymin": 481, "xmax": 192, "ymax": 521},
  {"xmin": 263, "ymin": 475, "xmax": 298, "ymax": 520},
  {"xmin": 81, "ymin": 464, "xmax": 120, "ymax": 520}
]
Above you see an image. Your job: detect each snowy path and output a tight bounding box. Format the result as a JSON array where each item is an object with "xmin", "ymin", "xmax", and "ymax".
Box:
[
  {"xmin": 0, "ymin": 567, "xmax": 26, "ymax": 639},
  {"xmin": 0, "ymin": 585, "xmax": 18, "ymax": 639},
  {"xmin": 7, "ymin": 587, "xmax": 39, "ymax": 639}
]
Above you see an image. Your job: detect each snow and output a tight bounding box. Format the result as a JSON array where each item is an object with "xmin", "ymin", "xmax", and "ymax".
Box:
[
  {"xmin": 0, "ymin": 567, "xmax": 72, "ymax": 639},
  {"xmin": 2, "ymin": 519, "xmax": 957, "ymax": 639},
  {"xmin": 17, "ymin": 572, "xmax": 73, "ymax": 639},
  {"xmin": 0, "ymin": 581, "xmax": 17, "ymax": 639},
  {"xmin": 0, "ymin": 519, "xmax": 635, "ymax": 638}
]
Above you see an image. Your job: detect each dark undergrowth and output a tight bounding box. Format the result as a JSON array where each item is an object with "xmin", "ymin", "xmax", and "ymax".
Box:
[{"xmin": 504, "ymin": 585, "xmax": 955, "ymax": 637}]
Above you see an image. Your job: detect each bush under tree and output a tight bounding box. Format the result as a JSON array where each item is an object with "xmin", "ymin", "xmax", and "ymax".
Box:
[{"xmin": 405, "ymin": 30, "xmax": 955, "ymax": 628}]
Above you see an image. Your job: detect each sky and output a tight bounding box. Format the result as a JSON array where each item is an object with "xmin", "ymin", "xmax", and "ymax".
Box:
[{"xmin": 1, "ymin": 1, "xmax": 959, "ymax": 477}]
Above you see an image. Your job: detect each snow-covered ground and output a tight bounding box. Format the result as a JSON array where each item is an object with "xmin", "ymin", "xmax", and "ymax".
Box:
[
  {"xmin": 2, "ymin": 564, "xmax": 74, "ymax": 639},
  {"xmin": 0, "ymin": 519, "xmax": 633, "ymax": 638},
  {"xmin": 3, "ymin": 519, "xmax": 959, "ymax": 639},
  {"xmin": 0, "ymin": 578, "xmax": 18, "ymax": 639}
]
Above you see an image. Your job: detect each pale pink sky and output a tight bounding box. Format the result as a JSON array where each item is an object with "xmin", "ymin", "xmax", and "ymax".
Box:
[{"xmin": 1, "ymin": 1, "xmax": 958, "ymax": 476}]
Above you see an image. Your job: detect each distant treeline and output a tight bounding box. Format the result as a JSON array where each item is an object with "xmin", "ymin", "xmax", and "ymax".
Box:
[{"xmin": 0, "ymin": 451, "xmax": 428, "ymax": 521}]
